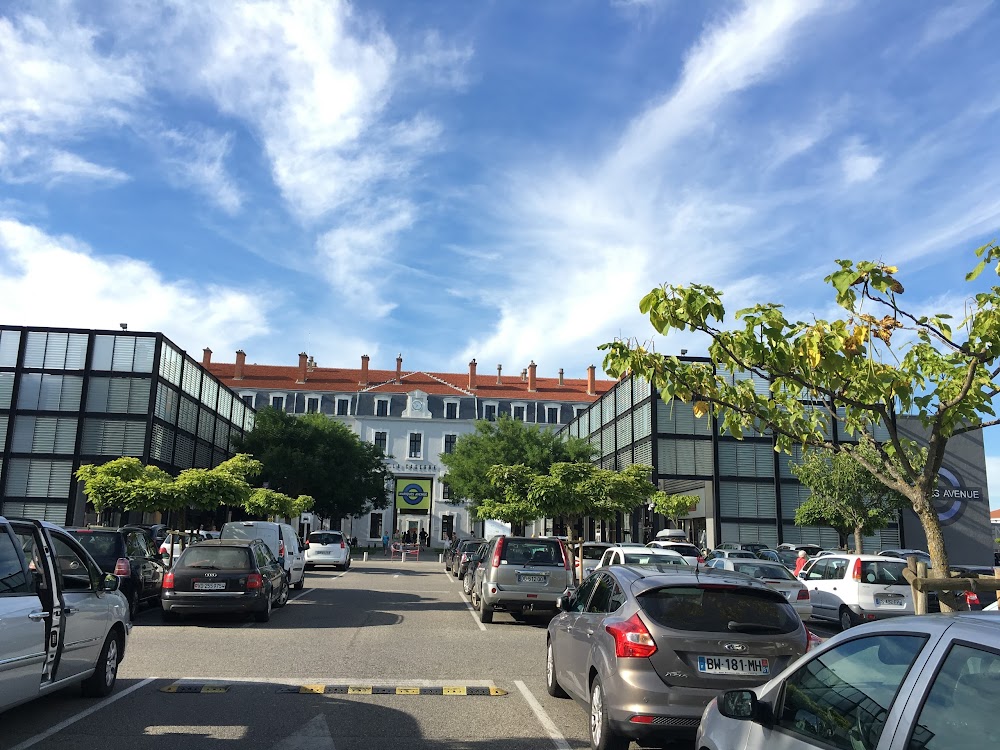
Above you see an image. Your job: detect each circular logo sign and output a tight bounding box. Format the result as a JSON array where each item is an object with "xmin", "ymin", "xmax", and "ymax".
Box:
[
  {"xmin": 399, "ymin": 483, "xmax": 429, "ymax": 506},
  {"xmin": 933, "ymin": 467, "xmax": 966, "ymax": 527}
]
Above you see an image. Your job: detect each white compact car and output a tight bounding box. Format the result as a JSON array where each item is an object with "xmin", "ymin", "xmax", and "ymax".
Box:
[
  {"xmin": 594, "ymin": 544, "xmax": 688, "ymax": 569},
  {"xmin": 800, "ymin": 553, "xmax": 914, "ymax": 630},
  {"xmin": 304, "ymin": 530, "xmax": 351, "ymax": 571}
]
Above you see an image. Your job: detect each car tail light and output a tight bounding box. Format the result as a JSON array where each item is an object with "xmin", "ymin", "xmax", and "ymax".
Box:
[
  {"xmin": 806, "ymin": 628, "xmax": 823, "ymax": 652},
  {"xmin": 492, "ymin": 537, "xmax": 504, "ymax": 568},
  {"xmin": 159, "ymin": 545, "xmax": 167, "ymax": 555},
  {"xmin": 279, "ymin": 540, "xmax": 285, "ymax": 558},
  {"xmin": 246, "ymin": 573, "xmax": 263, "ymax": 590},
  {"xmin": 340, "ymin": 540, "xmax": 345, "ymax": 549},
  {"xmin": 461, "ymin": 552, "xmax": 469, "ymax": 564},
  {"xmin": 852, "ymin": 557, "xmax": 863, "ymax": 581},
  {"xmin": 629, "ymin": 715, "xmax": 656, "ymax": 724},
  {"xmin": 965, "ymin": 591, "xmax": 980, "ymax": 606},
  {"xmin": 559, "ymin": 540, "xmax": 570, "ymax": 570},
  {"xmin": 697, "ymin": 556, "xmax": 705, "ymax": 563},
  {"xmin": 162, "ymin": 572, "xmax": 174, "ymax": 590},
  {"xmin": 606, "ymin": 613, "xmax": 657, "ymax": 658},
  {"xmin": 797, "ymin": 589, "xmax": 810, "ymax": 600},
  {"xmin": 114, "ymin": 558, "xmax": 131, "ymax": 576}
]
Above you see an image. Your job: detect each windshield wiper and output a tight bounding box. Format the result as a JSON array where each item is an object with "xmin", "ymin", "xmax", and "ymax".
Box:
[{"xmin": 728, "ymin": 621, "xmax": 786, "ymax": 634}]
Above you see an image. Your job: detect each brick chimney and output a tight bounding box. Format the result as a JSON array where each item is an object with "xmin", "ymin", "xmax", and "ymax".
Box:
[
  {"xmin": 521, "ymin": 368, "xmax": 527, "ymax": 382},
  {"xmin": 202, "ymin": 347, "xmax": 212, "ymax": 366},
  {"xmin": 558, "ymin": 368, "xmax": 564, "ymax": 386},
  {"xmin": 361, "ymin": 354, "xmax": 370, "ymax": 387},
  {"xmin": 528, "ymin": 361, "xmax": 537, "ymax": 392},
  {"xmin": 468, "ymin": 359, "xmax": 478, "ymax": 390},
  {"xmin": 297, "ymin": 352, "xmax": 308, "ymax": 384},
  {"xmin": 395, "ymin": 354, "xmax": 402, "ymax": 384},
  {"xmin": 234, "ymin": 349, "xmax": 246, "ymax": 380},
  {"xmin": 496, "ymin": 364, "xmax": 502, "ymax": 384},
  {"xmin": 587, "ymin": 365, "xmax": 596, "ymax": 396}
]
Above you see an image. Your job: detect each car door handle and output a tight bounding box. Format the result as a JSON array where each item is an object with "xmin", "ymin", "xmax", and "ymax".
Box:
[
  {"xmin": 28, "ymin": 611, "xmax": 50, "ymax": 621},
  {"xmin": 64, "ymin": 607, "xmax": 79, "ymax": 616}
]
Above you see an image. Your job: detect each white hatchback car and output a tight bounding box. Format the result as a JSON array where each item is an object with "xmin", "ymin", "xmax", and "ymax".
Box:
[
  {"xmin": 594, "ymin": 544, "xmax": 687, "ymax": 570},
  {"xmin": 800, "ymin": 553, "xmax": 914, "ymax": 630},
  {"xmin": 646, "ymin": 540, "xmax": 703, "ymax": 565},
  {"xmin": 304, "ymin": 530, "xmax": 351, "ymax": 571}
]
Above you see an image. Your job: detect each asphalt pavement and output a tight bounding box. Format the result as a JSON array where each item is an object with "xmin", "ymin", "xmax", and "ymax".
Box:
[
  {"xmin": 0, "ymin": 557, "xmax": 608, "ymax": 750},
  {"xmin": 2, "ymin": 557, "xmax": 846, "ymax": 750}
]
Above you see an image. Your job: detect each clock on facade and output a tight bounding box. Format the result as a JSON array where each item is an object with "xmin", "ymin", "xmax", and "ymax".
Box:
[{"xmin": 412, "ymin": 399, "xmax": 423, "ymax": 411}]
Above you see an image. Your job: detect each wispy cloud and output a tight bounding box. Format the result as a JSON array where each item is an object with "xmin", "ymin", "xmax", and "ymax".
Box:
[
  {"xmin": 920, "ymin": 0, "xmax": 993, "ymax": 48},
  {"xmin": 0, "ymin": 218, "xmax": 271, "ymax": 355},
  {"xmin": 461, "ymin": 0, "xmax": 834, "ymax": 369},
  {"xmin": 157, "ymin": 127, "xmax": 242, "ymax": 215},
  {"xmin": 840, "ymin": 137, "xmax": 882, "ymax": 184}
]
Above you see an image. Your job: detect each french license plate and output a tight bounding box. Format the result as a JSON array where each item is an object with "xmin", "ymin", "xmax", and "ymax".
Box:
[
  {"xmin": 876, "ymin": 595, "xmax": 904, "ymax": 606},
  {"xmin": 518, "ymin": 574, "xmax": 546, "ymax": 584},
  {"xmin": 193, "ymin": 582, "xmax": 226, "ymax": 591},
  {"xmin": 697, "ymin": 656, "xmax": 770, "ymax": 676},
  {"xmin": 316, "ymin": 550, "xmax": 331, "ymax": 555}
]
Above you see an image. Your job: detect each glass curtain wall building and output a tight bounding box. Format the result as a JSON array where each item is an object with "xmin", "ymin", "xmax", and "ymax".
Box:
[
  {"xmin": 562, "ymin": 364, "xmax": 902, "ymax": 551},
  {"xmin": 0, "ymin": 326, "xmax": 254, "ymax": 525}
]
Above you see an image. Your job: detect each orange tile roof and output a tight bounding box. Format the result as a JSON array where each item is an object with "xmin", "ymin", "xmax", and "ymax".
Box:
[
  {"xmin": 991, "ymin": 508, "xmax": 1000, "ymax": 521},
  {"xmin": 206, "ymin": 361, "xmax": 615, "ymax": 403}
]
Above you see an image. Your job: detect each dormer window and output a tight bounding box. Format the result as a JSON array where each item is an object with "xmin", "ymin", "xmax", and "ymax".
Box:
[
  {"xmin": 336, "ymin": 397, "xmax": 350, "ymax": 416},
  {"xmin": 376, "ymin": 398, "xmax": 389, "ymax": 417}
]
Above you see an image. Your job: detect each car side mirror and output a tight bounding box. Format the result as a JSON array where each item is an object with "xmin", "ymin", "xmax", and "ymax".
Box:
[
  {"xmin": 101, "ymin": 573, "xmax": 121, "ymax": 592},
  {"xmin": 557, "ymin": 593, "xmax": 573, "ymax": 612},
  {"xmin": 719, "ymin": 690, "xmax": 772, "ymax": 726},
  {"xmin": 302, "ymin": 542, "xmax": 310, "ymax": 550}
]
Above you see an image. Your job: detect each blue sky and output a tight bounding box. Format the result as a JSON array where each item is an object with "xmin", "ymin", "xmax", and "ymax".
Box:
[{"xmin": 2, "ymin": 0, "xmax": 1000, "ymax": 504}]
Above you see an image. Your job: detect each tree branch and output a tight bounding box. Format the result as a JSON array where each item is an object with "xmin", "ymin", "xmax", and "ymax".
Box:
[
  {"xmin": 861, "ymin": 290, "xmax": 962, "ymax": 351},
  {"xmin": 953, "ymin": 417, "xmax": 1000, "ymax": 436}
]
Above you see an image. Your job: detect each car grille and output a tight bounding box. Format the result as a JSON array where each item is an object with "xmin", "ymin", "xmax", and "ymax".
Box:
[{"xmin": 647, "ymin": 716, "xmax": 701, "ymax": 727}]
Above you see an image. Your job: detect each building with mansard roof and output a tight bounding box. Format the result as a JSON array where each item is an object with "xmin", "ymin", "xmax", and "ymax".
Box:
[{"xmin": 205, "ymin": 350, "xmax": 614, "ymax": 544}]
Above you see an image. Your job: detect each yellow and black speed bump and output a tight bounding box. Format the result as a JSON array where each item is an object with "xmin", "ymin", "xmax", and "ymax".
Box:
[
  {"xmin": 161, "ymin": 684, "xmax": 230, "ymax": 694},
  {"xmin": 277, "ymin": 685, "xmax": 507, "ymax": 697}
]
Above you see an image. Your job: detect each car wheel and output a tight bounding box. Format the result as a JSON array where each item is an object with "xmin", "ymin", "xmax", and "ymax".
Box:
[
  {"xmin": 463, "ymin": 575, "xmax": 474, "ymax": 596},
  {"xmin": 590, "ymin": 675, "xmax": 628, "ymax": 750},
  {"xmin": 546, "ymin": 640, "xmax": 568, "ymax": 698},
  {"xmin": 839, "ymin": 606, "xmax": 855, "ymax": 631},
  {"xmin": 81, "ymin": 630, "xmax": 121, "ymax": 697},
  {"xmin": 479, "ymin": 601, "xmax": 493, "ymax": 624},
  {"xmin": 471, "ymin": 587, "xmax": 481, "ymax": 610},
  {"xmin": 345, "ymin": 557, "xmax": 351, "ymax": 571},
  {"xmin": 275, "ymin": 579, "xmax": 290, "ymax": 608},
  {"xmin": 255, "ymin": 593, "xmax": 272, "ymax": 623},
  {"xmin": 293, "ymin": 573, "xmax": 305, "ymax": 590}
]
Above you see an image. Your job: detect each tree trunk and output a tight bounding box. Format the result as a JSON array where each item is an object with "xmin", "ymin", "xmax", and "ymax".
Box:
[
  {"xmin": 854, "ymin": 526, "xmax": 864, "ymax": 555},
  {"xmin": 914, "ymin": 501, "xmax": 964, "ymax": 613}
]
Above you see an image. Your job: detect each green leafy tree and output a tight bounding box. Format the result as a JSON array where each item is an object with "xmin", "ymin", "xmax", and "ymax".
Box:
[
  {"xmin": 602, "ymin": 243, "xmax": 1000, "ymax": 611},
  {"xmin": 650, "ymin": 492, "xmax": 697, "ymax": 527},
  {"xmin": 791, "ymin": 439, "xmax": 911, "ymax": 553},
  {"xmin": 441, "ymin": 415, "xmax": 596, "ymax": 518},
  {"xmin": 75, "ymin": 457, "xmax": 173, "ymax": 515},
  {"xmin": 243, "ymin": 488, "xmax": 315, "ymax": 520},
  {"xmin": 234, "ymin": 408, "xmax": 392, "ymax": 523}
]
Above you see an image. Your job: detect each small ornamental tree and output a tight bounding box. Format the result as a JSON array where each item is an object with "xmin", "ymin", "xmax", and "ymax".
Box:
[
  {"xmin": 791, "ymin": 438, "xmax": 911, "ymax": 553},
  {"xmin": 75, "ymin": 457, "xmax": 173, "ymax": 516},
  {"xmin": 243, "ymin": 488, "xmax": 315, "ymax": 521},
  {"xmin": 601, "ymin": 243, "xmax": 1000, "ymax": 612},
  {"xmin": 650, "ymin": 492, "xmax": 697, "ymax": 528}
]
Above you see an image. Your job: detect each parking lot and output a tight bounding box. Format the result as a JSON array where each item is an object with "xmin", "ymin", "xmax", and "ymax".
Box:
[{"xmin": 1, "ymin": 558, "xmax": 650, "ymax": 750}]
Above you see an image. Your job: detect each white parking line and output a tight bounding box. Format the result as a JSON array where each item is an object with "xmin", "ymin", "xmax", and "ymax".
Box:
[
  {"xmin": 9, "ymin": 677, "xmax": 156, "ymax": 750},
  {"xmin": 290, "ymin": 588, "xmax": 314, "ymax": 602},
  {"xmin": 445, "ymin": 570, "xmax": 486, "ymax": 631},
  {"xmin": 514, "ymin": 680, "xmax": 571, "ymax": 750}
]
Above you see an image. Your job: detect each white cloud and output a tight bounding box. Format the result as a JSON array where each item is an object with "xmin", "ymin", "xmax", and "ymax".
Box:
[
  {"xmin": 46, "ymin": 151, "xmax": 129, "ymax": 185},
  {"xmin": 462, "ymin": 0, "xmax": 833, "ymax": 369},
  {"xmin": 0, "ymin": 219, "xmax": 271, "ymax": 355},
  {"xmin": 158, "ymin": 127, "xmax": 242, "ymax": 215},
  {"xmin": 920, "ymin": 0, "xmax": 993, "ymax": 48},
  {"xmin": 840, "ymin": 138, "xmax": 882, "ymax": 183},
  {"xmin": 406, "ymin": 30, "xmax": 474, "ymax": 90}
]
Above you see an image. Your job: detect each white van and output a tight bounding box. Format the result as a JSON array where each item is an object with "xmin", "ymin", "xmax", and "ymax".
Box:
[{"xmin": 220, "ymin": 521, "xmax": 306, "ymax": 589}]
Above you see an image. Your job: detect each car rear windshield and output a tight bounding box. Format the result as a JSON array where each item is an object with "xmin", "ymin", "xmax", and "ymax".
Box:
[
  {"xmin": 733, "ymin": 562, "xmax": 795, "ymax": 580},
  {"xmin": 501, "ymin": 539, "xmax": 564, "ymax": 566},
  {"xmin": 861, "ymin": 560, "xmax": 908, "ymax": 585},
  {"xmin": 309, "ymin": 532, "xmax": 343, "ymax": 545},
  {"xmin": 639, "ymin": 585, "xmax": 800, "ymax": 634},
  {"xmin": 178, "ymin": 546, "xmax": 252, "ymax": 571},
  {"xmin": 66, "ymin": 531, "xmax": 122, "ymax": 563},
  {"xmin": 624, "ymin": 552, "xmax": 675, "ymax": 565},
  {"xmin": 662, "ymin": 544, "xmax": 700, "ymax": 558},
  {"xmin": 582, "ymin": 546, "xmax": 609, "ymax": 560}
]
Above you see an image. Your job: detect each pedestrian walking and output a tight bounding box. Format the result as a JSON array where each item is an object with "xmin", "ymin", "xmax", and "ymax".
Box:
[
  {"xmin": 793, "ymin": 550, "xmax": 809, "ymax": 577},
  {"xmin": 419, "ymin": 528, "xmax": 428, "ymax": 547},
  {"xmin": 382, "ymin": 531, "xmax": 390, "ymax": 556}
]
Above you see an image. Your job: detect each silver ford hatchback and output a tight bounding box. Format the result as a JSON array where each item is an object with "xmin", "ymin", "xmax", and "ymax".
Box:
[{"xmin": 546, "ymin": 565, "xmax": 807, "ymax": 749}]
